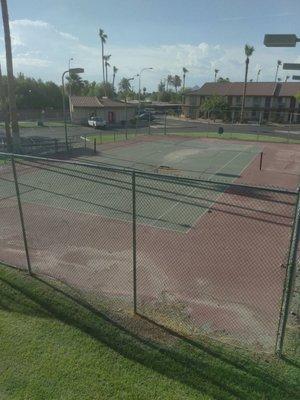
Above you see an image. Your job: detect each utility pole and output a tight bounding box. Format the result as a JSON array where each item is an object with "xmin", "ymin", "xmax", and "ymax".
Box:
[
  {"xmin": 0, "ymin": 63, "xmax": 11, "ymax": 149},
  {"xmin": 1, "ymin": 0, "xmax": 19, "ymax": 147}
]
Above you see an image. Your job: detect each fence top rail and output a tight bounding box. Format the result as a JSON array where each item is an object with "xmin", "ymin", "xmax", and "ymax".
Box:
[{"xmin": 0, "ymin": 151, "xmax": 298, "ymax": 196}]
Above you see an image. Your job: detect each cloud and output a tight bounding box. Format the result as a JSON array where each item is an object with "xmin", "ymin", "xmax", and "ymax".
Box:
[{"xmin": 0, "ymin": 18, "xmax": 299, "ymax": 90}]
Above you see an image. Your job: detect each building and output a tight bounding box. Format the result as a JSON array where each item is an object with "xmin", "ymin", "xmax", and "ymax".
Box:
[
  {"xmin": 183, "ymin": 82, "xmax": 300, "ymax": 123},
  {"xmin": 69, "ymin": 96, "xmax": 137, "ymax": 125}
]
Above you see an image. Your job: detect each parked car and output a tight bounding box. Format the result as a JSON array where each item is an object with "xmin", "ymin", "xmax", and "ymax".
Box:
[
  {"xmin": 88, "ymin": 116, "xmax": 106, "ymax": 129},
  {"xmin": 136, "ymin": 113, "xmax": 155, "ymax": 121}
]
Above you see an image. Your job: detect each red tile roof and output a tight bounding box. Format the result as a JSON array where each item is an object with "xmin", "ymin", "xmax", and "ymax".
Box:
[
  {"xmin": 278, "ymin": 82, "xmax": 300, "ymax": 96},
  {"xmin": 188, "ymin": 82, "xmax": 300, "ymax": 97},
  {"xmin": 70, "ymin": 96, "xmax": 101, "ymax": 107},
  {"xmin": 70, "ymin": 96, "xmax": 137, "ymax": 108}
]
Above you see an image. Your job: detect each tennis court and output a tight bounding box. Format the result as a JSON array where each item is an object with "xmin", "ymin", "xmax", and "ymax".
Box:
[
  {"xmin": 0, "ymin": 138, "xmax": 262, "ymax": 233},
  {"xmin": 0, "ymin": 137, "xmax": 298, "ymax": 351}
]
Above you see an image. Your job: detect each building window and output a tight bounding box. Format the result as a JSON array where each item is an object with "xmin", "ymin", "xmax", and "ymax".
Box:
[
  {"xmin": 190, "ymin": 96, "xmax": 197, "ymax": 106},
  {"xmin": 253, "ymin": 97, "xmax": 262, "ymax": 107}
]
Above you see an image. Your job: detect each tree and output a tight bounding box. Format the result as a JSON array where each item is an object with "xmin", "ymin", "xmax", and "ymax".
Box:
[
  {"xmin": 142, "ymin": 87, "xmax": 146, "ymax": 98},
  {"xmin": 112, "ymin": 66, "xmax": 118, "ymax": 92},
  {"xmin": 87, "ymin": 81, "xmax": 114, "ymax": 98},
  {"xmin": 98, "ymin": 28, "xmax": 107, "ymax": 83},
  {"xmin": 275, "ymin": 60, "xmax": 282, "ymax": 82},
  {"xmin": 214, "ymin": 69, "xmax": 219, "ymax": 82},
  {"xmin": 201, "ymin": 95, "xmax": 228, "ymax": 119},
  {"xmin": 158, "ymin": 80, "xmax": 165, "ymax": 93},
  {"xmin": 182, "ymin": 67, "xmax": 188, "ymax": 90},
  {"xmin": 66, "ymin": 72, "xmax": 85, "ymax": 95},
  {"xmin": 217, "ymin": 77, "xmax": 230, "ymax": 83},
  {"xmin": 173, "ymin": 75, "xmax": 182, "ymax": 93},
  {"xmin": 118, "ymin": 77, "xmax": 132, "ymax": 99},
  {"xmin": 1, "ymin": 0, "xmax": 19, "ymax": 143},
  {"xmin": 166, "ymin": 75, "xmax": 173, "ymax": 91},
  {"xmin": 240, "ymin": 44, "xmax": 255, "ymax": 122},
  {"xmin": 103, "ymin": 54, "xmax": 111, "ymax": 83}
]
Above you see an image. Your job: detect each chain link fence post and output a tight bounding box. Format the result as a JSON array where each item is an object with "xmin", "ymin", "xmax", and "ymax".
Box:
[
  {"xmin": 132, "ymin": 171, "xmax": 137, "ymax": 313},
  {"xmin": 148, "ymin": 113, "xmax": 151, "ymax": 135},
  {"xmin": 275, "ymin": 188, "xmax": 300, "ymax": 356},
  {"xmin": 11, "ymin": 155, "xmax": 32, "ymax": 275}
]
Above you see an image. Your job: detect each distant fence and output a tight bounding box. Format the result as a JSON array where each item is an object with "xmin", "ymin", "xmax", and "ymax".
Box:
[
  {"xmin": 0, "ymin": 152, "xmax": 299, "ymax": 356},
  {"xmin": 0, "ymin": 136, "xmax": 86, "ymax": 156}
]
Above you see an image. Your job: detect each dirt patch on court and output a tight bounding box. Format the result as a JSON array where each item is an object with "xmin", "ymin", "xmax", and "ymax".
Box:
[{"xmin": 163, "ymin": 148, "xmax": 203, "ymax": 163}]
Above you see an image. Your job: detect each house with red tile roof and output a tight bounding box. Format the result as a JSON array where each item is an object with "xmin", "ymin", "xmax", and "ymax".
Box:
[
  {"xmin": 69, "ymin": 96, "xmax": 137, "ymax": 125},
  {"xmin": 183, "ymin": 82, "xmax": 300, "ymax": 123}
]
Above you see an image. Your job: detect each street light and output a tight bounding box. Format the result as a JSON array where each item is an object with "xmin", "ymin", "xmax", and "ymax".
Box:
[
  {"xmin": 283, "ymin": 63, "xmax": 300, "ymax": 70},
  {"xmin": 62, "ymin": 67, "xmax": 84, "ymax": 149},
  {"xmin": 263, "ymin": 31, "xmax": 300, "ymax": 358},
  {"xmin": 264, "ymin": 34, "xmax": 300, "ymax": 47},
  {"xmin": 138, "ymin": 67, "xmax": 153, "ymax": 113},
  {"xmin": 68, "ymin": 57, "xmax": 74, "ymax": 70},
  {"xmin": 124, "ymin": 77, "xmax": 135, "ymax": 138},
  {"xmin": 68, "ymin": 58, "xmax": 74, "ymax": 96}
]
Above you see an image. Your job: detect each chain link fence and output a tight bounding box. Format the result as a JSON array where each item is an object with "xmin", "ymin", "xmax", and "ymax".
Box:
[{"xmin": 0, "ymin": 152, "xmax": 298, "ymax": 356}]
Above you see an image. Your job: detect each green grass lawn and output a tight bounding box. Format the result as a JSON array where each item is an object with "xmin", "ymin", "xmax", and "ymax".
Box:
[
  {"xmin": 0, "ymin": 264, "xmax": 299, "ymax": 400},
  {"xmin": 86, "ymin": 130, "xmax": 300, "ymax": 146},
  {"xmin": 87, "ymin": 131, "xmax": 137, "ymax": 144},
  {"xmin": 172, "ymin": 131, "xmax": 300, "ymax": 144},
  {"xmin": 0, "ymin": 121, "xmax": 77, "ymax": 129}
]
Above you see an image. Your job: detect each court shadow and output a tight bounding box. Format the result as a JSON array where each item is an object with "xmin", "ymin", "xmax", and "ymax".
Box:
[{"xmin": 0, "ymin": 266, "xmax": 298, "ymax": 400}]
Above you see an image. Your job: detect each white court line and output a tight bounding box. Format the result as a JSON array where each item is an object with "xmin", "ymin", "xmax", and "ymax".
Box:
[
  {"xmin": 80, "ymin": 136, "xmax": 91, "ymax": 142},
  {"xmin": 148, "ymin": 149, "xmax": 255, "ymax": 231},
  {"xmin": 185, "ymin": 148, "xmax": 260, "ymax": 233}
]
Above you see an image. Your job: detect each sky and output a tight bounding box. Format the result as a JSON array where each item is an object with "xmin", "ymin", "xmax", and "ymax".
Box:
[{"xmin": 1, "ymin": 0, "xmax": 300, "ymax": 91}]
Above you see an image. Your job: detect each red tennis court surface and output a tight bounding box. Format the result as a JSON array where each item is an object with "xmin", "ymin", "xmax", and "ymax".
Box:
[{"xmin": 0, "ymin": 138, "xmax": 299, "ymax": 351}]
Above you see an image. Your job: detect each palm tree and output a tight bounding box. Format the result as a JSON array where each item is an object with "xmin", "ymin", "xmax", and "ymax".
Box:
[
  {"xmin": 275, "ymin": 60, "xmax": 282, "ymax": 82},
  {"xmin": 240, "ymin": 44, "xmax": 255, "ymax": 122},
  {"xmin": 1, "ymin": 0, "xmax": 19, "ymax": 144},
  {"xmin": 98, "ymin": 28, "xmax": 107, "ymax": 83},
  {"xmin": 167, "ymin": 74, "xmax": 173, "ymax": 91},
  {"xmin": 112, "ymin": 66, "xmax": 118, "ymax": 91},
  {"xmin": 182, "ymin": 67, "xmax": 188, "ymax": 90},
  {"xmin": 256, "ymin": 68, "xmax": 261, "ymax": 82},
  {"xmin": 118, "ymin": 77, "xmax": 132, "ymax": 99},
  {"xmin": 214, "ymin": 69, "xmax": 219, "ymax": 82},
  {"xmin": 173, "ymin": 75, "xmax": 182, "ymax": 93},
  {"xmin": 103, "ymin": 54, "xmax": 111, "ymax": 83}
]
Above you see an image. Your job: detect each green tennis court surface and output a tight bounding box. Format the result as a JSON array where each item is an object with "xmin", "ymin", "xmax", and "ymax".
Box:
[
  {"xmin": 0, "ymin": 139, "xmax": 261, "ymax": 233},
  {"xmin": 83, "ymin": 138, "xmax": 261, "ymax": 179}
]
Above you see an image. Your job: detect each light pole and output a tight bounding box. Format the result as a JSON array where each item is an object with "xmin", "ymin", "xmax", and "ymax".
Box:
[
  {"xmin": 264, "ymin": 34, "xmax": 300, "ymax": 47},
  {"xmin": 62, "ymin": 67, "xmax": 84, "ymax": 150},
  {"xmin": 125, "ymin": 77, "xmax": 135, "ymax": 137},
  {"xmin": 68, "ymin": 58, "xmax": 74, "ymax": 96},
  {"xmin": 264, "ymin": 32, "xmax": 300, "ymax": 357},
  {"xmin": 138, "ymin": 67, "xmax": 153, "ymax": 114},
  {"xmin": 275, "ymin": 60, "xmax": 282, "ymax": 82}
]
